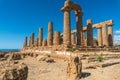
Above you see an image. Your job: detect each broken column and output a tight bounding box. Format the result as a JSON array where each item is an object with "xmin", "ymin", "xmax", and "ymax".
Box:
[
  {"xmin": 97, "ymin": 25, "xmax": 103, "ymax": 47},
  {"xmin": 38, "ymin": 28, "xmax": 43, "ymax": 46},
  {"xmin": 67, "ymin": 56, "xmax": 82, "ymax": 80},
  {"xmin": 61, "ymin": 6, "xmax": 71, "ymax": 46},
  {"xmin": 75, "ymin": 10, "xmax": 83, "ymax": 46},
  {"xmin": 53, "ymin": 31, "xmax": 61, "ymax": 45},
  {"xmin": 42, "ymin": 40, "xmax": 47, "ymax": 46},
  {"xmin": 23, "ymin": 36, "xmax": 27, "ymax": 48},
  {"xmin": 87, "ymin": 19, "xmax": 93, "ymax": 47},
  {"xmin": 71, "ymin": 32, "xmax": 76, "ymax": 45},
  {"xmin": 108, "ymin": 21, "xmax": 113, "ymax": 47},
  {"xmin": 48, "ymin": 22, "xmax": 53, "ymax": 46},
  {"xmin": 102, "ymin": 23, "xmax": 108, "ymax": 47}
]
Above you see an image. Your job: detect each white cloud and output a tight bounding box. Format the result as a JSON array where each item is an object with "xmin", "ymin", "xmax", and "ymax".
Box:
[
  {"xmin": 114, "ymin": 35, "xmax": 120, "ymax": 44},
  {"xmin": 114, "ymin": 29, "xmax": 120, "ymax": 34}
]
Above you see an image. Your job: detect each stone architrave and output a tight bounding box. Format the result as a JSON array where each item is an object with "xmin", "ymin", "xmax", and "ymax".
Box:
[
  {"xmin": 53, "ymin": 31, "xmax": 61, "ymax": 45},
  {"xmin": 38, "ymin": 28, "xmax": 43, "ymax": 46},
  {"xmin": 87, "ymin": 19, "xmax": 93, "ymax": 47},
  {"xmin": 102, "ymin": 23, "xmax": 108, "ymax": 46},
  {"xmin": 48, "ymin": 22, "xmax": 53, "ymax": 46}
]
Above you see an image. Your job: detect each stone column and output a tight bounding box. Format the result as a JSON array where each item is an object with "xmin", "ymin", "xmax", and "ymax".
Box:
[
  {"xmin": 102, "ymin": 23, "xmax": 108, "ymax": 46},
  {"xmin": 62, "ymin": 8, "xmax": 71, "ymax": 46},
  {"xmin": 75, "ymin": 10, "xmax": 83, "ymax": 46},
  {"xmin": 42, "ymin": 40, "xmax": 47, "ymax": 46},
  {"xmin": 48, "ymin": 22, "xmax": 53, "ymax": 46},
  {"xmin": 108, "ymin": 24, "xmax": 113, "ymax": 47},
  {"xmin": 23, "ymin": 36, "xmax": 27, "ymax": 48},
  {"xmin": 35, "ymin": 38, "xmax": 39, "ymax": 47},
  {"xmin": 71, "ymin": 32, "xmax": 75, "ymax": 45},
  {"xmin": 38, "ymin": 28, "xmax": 43, "ymax": 46},
  {"xmin": 97, "ymin": 27, "xmax": 103, "ymax": 47},
  {"xmin": 31, "ymin": 32, "xmax": 34, "ymax": 47},
  {"xmin": 83, "ymin": 31, "xmax": 86, "ymax": 46},
  {"xmin": 87, "ymin": 19, "xmax": 93, "ymax": 47},
  {"xmin": 53, "ymin": 31, "xmax": 61, "ymax": 45}
]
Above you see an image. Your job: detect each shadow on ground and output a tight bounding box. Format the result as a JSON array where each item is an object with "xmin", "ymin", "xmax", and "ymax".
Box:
[{"xmin": 81, "ymin": 72, "xmax": 91, "ymax": 78}]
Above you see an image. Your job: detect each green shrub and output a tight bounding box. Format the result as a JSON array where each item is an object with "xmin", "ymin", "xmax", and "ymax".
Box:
[
  {"xmin": 97, "ymin": 55, "xmax": 103, "ymax": 62},
  {"xmin": 47, "ymin": 54, "xmax": 51, "ymax": 58},
  {"xmin": 69, "ymin": 48, "xmax": 76, "ymax": 52}
]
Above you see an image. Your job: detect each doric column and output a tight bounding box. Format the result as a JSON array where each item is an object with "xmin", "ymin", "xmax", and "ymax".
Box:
[
  {"xmin": 75, "ymin": 10, "xmax": 83, "ymax": 46},
  {"xmin": 48, "ymin": 22, "xmax": 53, "ymax": 46},
  {"xmin": 38, "ymin": 28, "xmax": 43, "ymax": 46},
  {"xmin": 35, "ymin": 38, "xmax": 39, "ymax": 47},
  {"xmin": 30, "ymin": 33, "xmax": 34, "ymax": 47},
  {"xmin": 71, "ymin": 32, "xmax": 75, "ymax": 45},
  {"xmin": 62, "ymin": 7, "xmax": 71, "ymax": 46},
  {"xmin": 23, "ymin": 36, "xmax": 27, "ymax": 48},
  {"xmin": 53, "ymin": 31, "xmax": 61, "ymax": 45},
  {"xmin": 102, "ymin": 23, "xmax": 108, "ymax": 46},
  {"xmin": 97, "ymin": 26, "xmax": 103, "ymax": 47},
  {"xmin": 42, "ymin": 40, "xmax": 47, "ymax": 46},
  {"xmin": 108, "ymin": 23, "xmax": 113, "ymax": 47},
  {"xmin": 83, "ymin": 31, "xmax": 86, "ymax": 46},
  {"xmin": 87, "ymin": 19, "xmax": 93, "ymax": 47}
]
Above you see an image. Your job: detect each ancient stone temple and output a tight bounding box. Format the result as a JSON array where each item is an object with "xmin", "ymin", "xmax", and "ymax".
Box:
[{"xmin": 22, "ymin": 0, "xmax": 114, "ymax": 52}]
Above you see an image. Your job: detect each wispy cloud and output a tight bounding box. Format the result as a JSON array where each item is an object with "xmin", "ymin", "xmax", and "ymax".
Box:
[{"xmin": 114, "ymin": 29, "xmax": 120, "ymax": 34}]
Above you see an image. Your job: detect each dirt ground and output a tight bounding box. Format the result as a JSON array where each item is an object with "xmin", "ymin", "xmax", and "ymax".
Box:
[{"xmin": 17, "ymin": 57, "xmax": 120, "ymax": 80}]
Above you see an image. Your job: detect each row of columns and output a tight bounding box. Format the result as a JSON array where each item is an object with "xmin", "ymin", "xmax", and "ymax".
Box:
[{"xmin": 23, "ymin": 22, "xmax": 61, "ymax": 48}]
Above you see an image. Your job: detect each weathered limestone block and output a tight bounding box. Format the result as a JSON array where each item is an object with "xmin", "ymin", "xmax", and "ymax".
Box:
[
  {"xmin": 67, "ymin": 56, "xmax": 82, "ymax": 80},
  {"xmin": 0, "ymin": 62, "xmax": 28, "ymax": 80}
]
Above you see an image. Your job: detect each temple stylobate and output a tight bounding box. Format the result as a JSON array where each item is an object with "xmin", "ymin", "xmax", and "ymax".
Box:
[{"xmin": 23, "ymin": 0, "xmax": 114, "ymax": 51}]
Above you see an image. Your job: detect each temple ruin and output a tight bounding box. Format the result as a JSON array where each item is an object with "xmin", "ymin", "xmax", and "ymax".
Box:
[{"xmin": 22, "ymin": 0, "xmax": 114, "ymax": 52}]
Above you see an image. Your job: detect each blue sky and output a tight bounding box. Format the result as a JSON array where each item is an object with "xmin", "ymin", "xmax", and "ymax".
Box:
[{"xmin": 0, "ymin": 0, "xmax": 120, "ymax": 49}]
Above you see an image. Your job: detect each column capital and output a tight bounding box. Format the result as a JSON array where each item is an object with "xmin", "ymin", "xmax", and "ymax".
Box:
[
  {"xmin": 61, "ymin": 7, "xmax": 71, "ymax": 12},
  {"xmin": 96, "ymin": 25, "xmax": 102, "ymax": 29},
  {"xmin": 87, "ymin": 19, "xmax": 92, "ymax": 25},
  {"xmin": 75, "ymin": 10, "xmax": 83, "ymax": 16}
]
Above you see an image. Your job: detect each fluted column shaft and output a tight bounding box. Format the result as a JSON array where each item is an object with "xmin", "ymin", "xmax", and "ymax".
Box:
[
  {"xmin": 48, "ymin": 22, "xmax": 53, "ymax": 46},
  {"xmin": 42, "ymin": 40, "xmax": 47, "ymax": 46},
  {"xmin": 71, "ymin": 32, "xmax": 75, "ymax": 45},
  {"xmin": 63, "ymin": 9, "xmax": 71, "ymax": 46},
  {"xmin": 98, "ymin": 27, "xmax": 103, "ymax": 47},
  {"xmin": 75, "ymin": 11, "xmax": 83, "ymax": 46},
  {"xmin": 87, "ymin": 19, "xmax": 93, "ymax": 47},
  {"xmin": 102, "ymin": 24, "xmax": 108, "ymax": 46},
  {"xmin": 108, "ymin": 25, "xmax": 113, "ymax": 46},
  {"xmin": 39, "ymin": 28, "xmax": 43, "ymax": 46},
  {"xmin": 23, "ymin": 36, "xmax": 27, "ymax": 48},
  {"xmin": 53, "ymin": 31, "xmax": 61, "ymax": 45}
]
